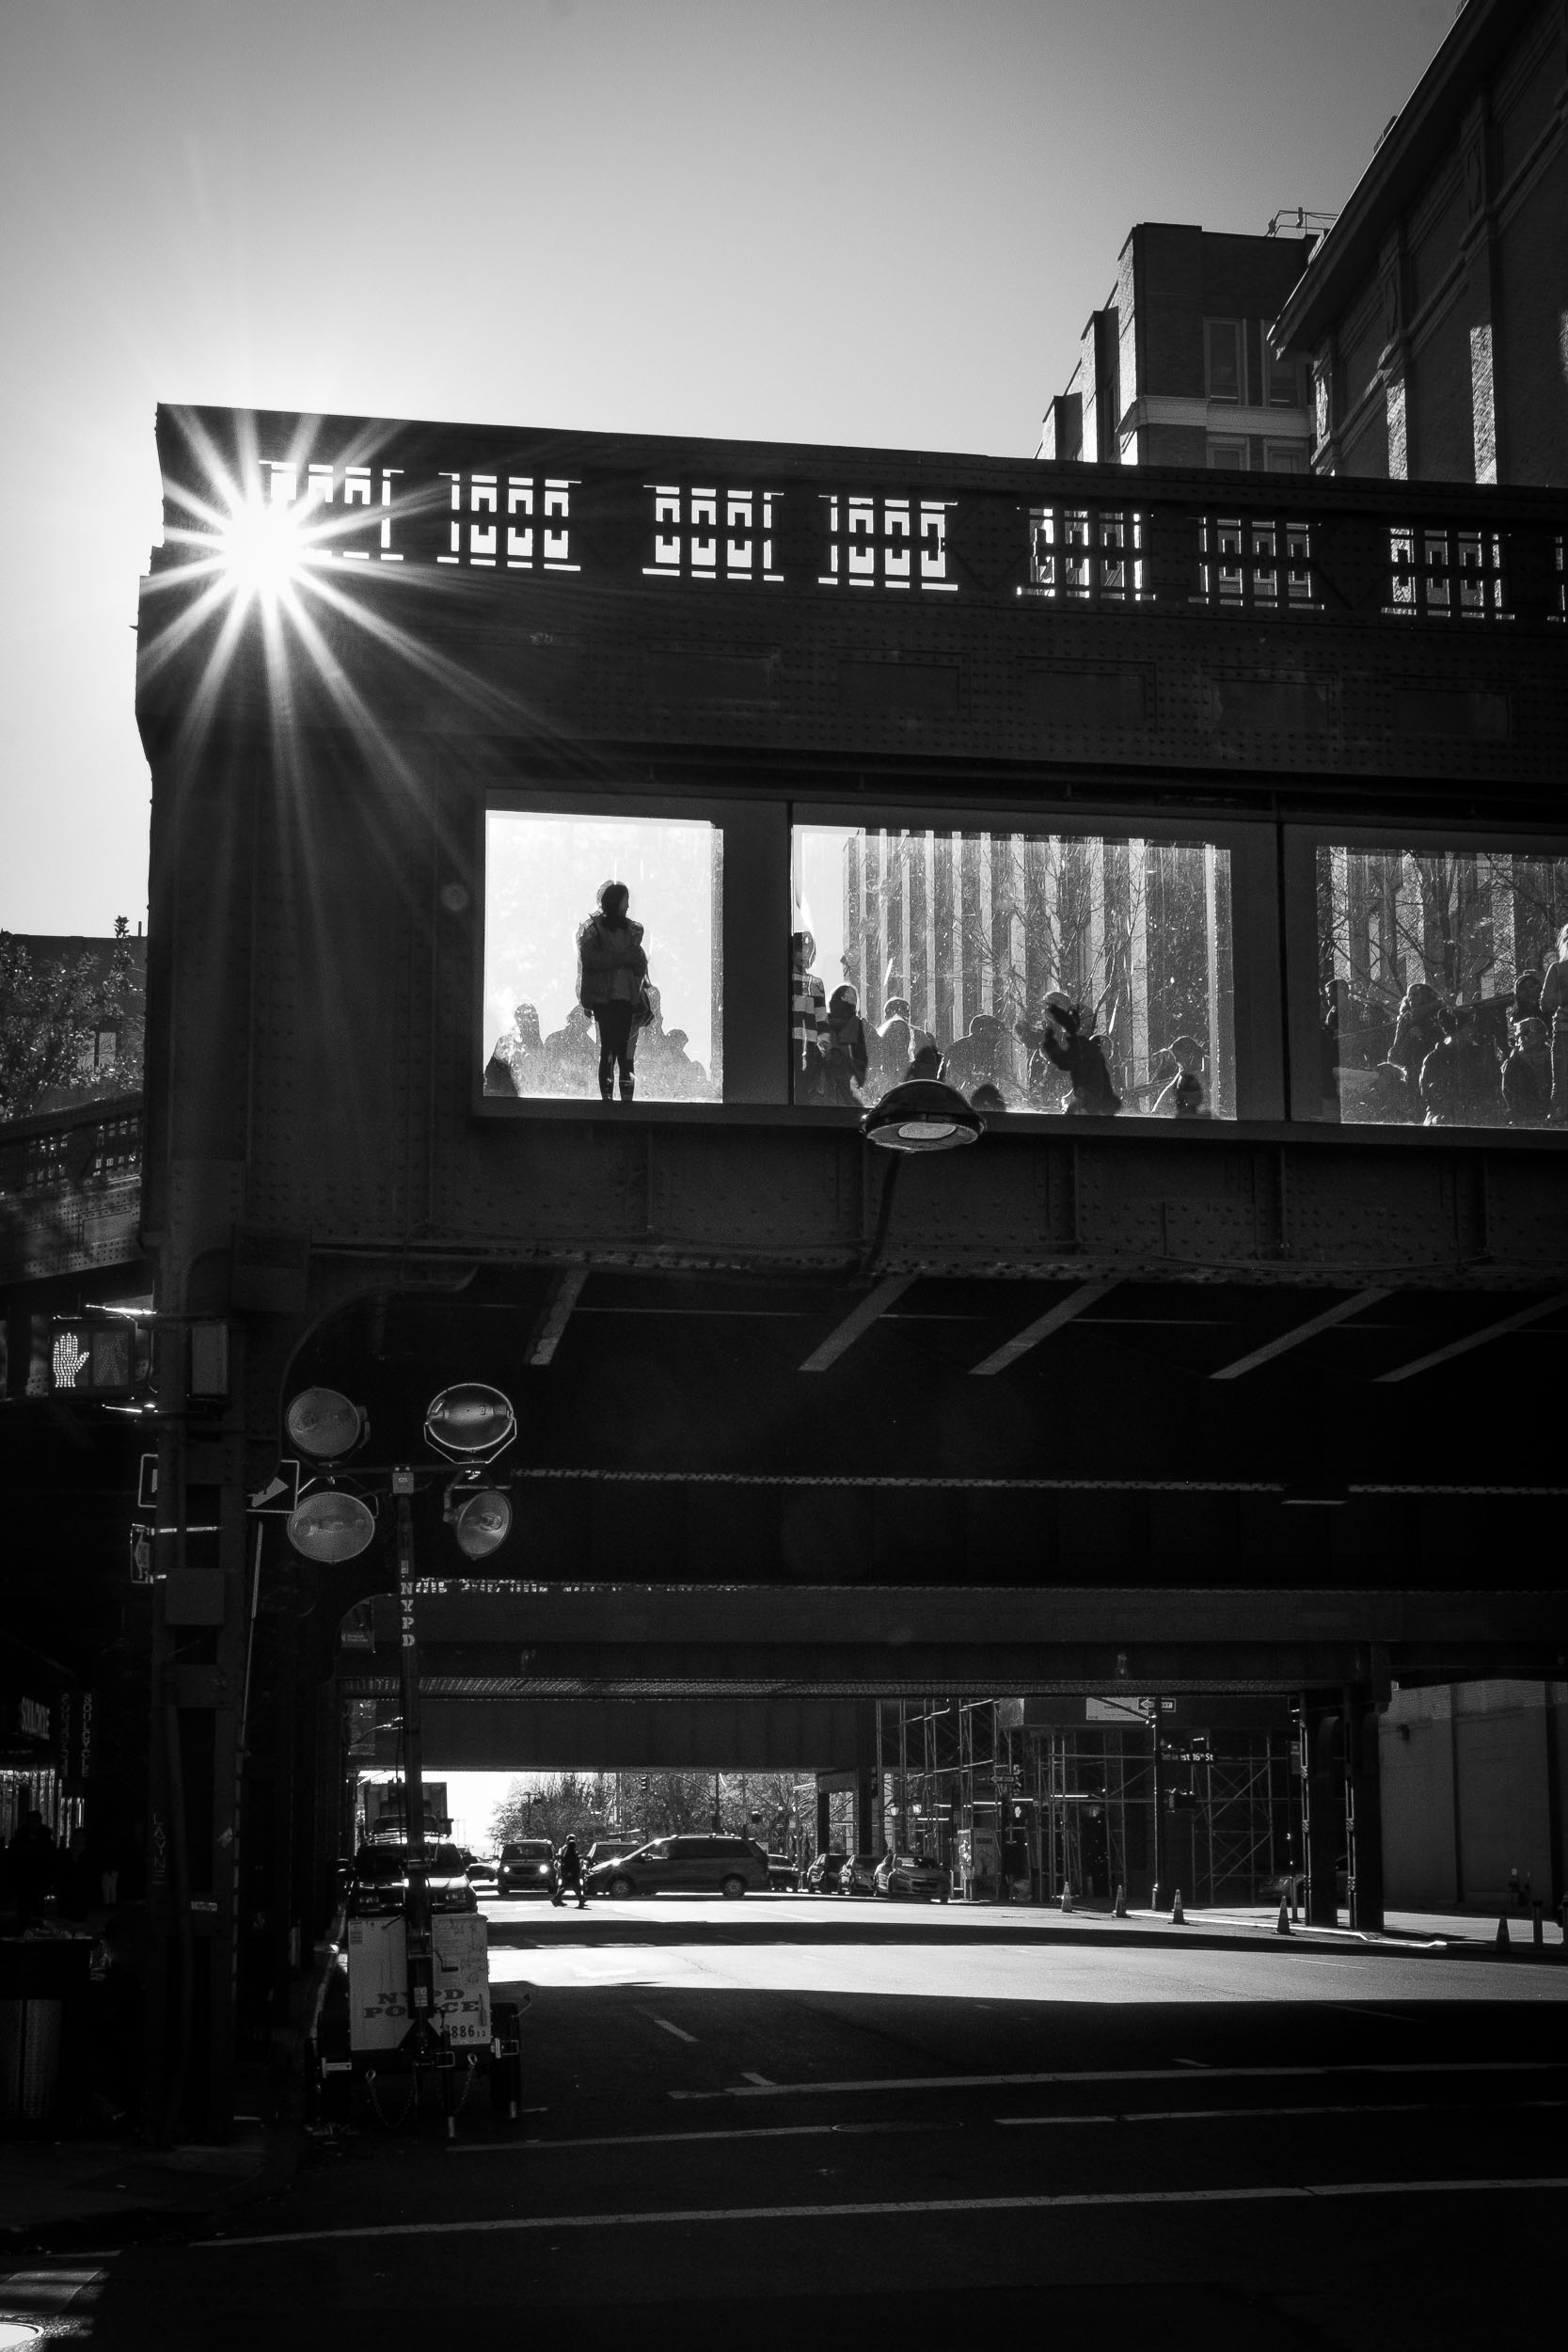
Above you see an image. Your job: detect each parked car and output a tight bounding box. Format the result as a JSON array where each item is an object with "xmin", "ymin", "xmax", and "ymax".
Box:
[
  {"xmin": 874, "ymin": 1851, "xmax": 950, "ymax": 1902},
  {"xmin": 466, "ymin": 1852, "xmax": 499, "ymax": 1891},
  {"xmin": 804, "ymin": 1850, "xmax": 848, "ymax": 1894},
  {"xmin": 839, "ymin": 1853, "xmax": 880, "ymax": 1899},
  {"xmin": 766, "ymin": 1852, "xmax": 799, "ymax": 1891},
  {"xmin": 344, "ymin": 1840, "xmax": 477, "ymax": 1918},
  {"xmin": 497, "ymin": 1838, "xmax": 558, "ymax": 1899},
  {"xmin": 586, "ymin": 1834, "xmax": 769, "ymax": 1899}
]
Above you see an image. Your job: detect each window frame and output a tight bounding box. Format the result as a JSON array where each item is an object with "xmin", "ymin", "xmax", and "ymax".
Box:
[
  {"xmin": 791, "ymin": 798, "xmax": 1284, "ymax": 1124},
  {"xmin": 1283, "ymin": 818, "xmax": 1568, "ymax": 1126},
  {"xmin": 473, "ymin": 787, "xmax": 1290, "ymax": 1129},
  {"xmin": 1205, "ymin": 318, "xmax": 1244, "ymax": 404}
]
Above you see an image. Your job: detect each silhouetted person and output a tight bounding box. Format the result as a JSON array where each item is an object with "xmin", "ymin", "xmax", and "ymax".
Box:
[
  {"xmin": 969, "ymin": 1082, "xmax": 1006, "ymax": 1114},
  {"xmin": 1419, "ymin": 1008, "xmax": 1499, "ymax": 1127},
  {"xmin": 942, "ymin": 1011, "xmax": 1007, "ymax": 1096},
  {"xmin": 1388, "ymin": 981, "xmax": 1449, "ymax": 1111},
  {"xmin": 578, "ymin": 881, "xmax": 648, "ymax": 1104},
  {"xmin": 553, "ymin": 1836, "xmax": 586, "ymax": 1910},
  {"xmin": 486, "ymin": 1001, "xmax": 543, "ymax": 1097},
  {"xmin": 1503, "ymin": 1015, "xmax": 1551, "ymax": 1125},
  {"xmin": 1152, "ymin": 1036, "xmax": 1208, "ymax": 1116},
  {"xmin": 1019, "ymin": 994, "xmax": 1120, "ymax": 1115},
  {"xmin": 792, "ymin": 931, "xmax": 828, "ymax": 1101},
  {"xmin": 822, "ymin": 984, "xmax": 870, "ymax": 1106}
]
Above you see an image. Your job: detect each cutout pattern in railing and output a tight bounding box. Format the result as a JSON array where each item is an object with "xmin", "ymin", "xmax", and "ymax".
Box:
[
  {"xmin": 1197, "ymin": 516, "xmax": 1315, "ymax": 612},
  {"xmin": 1386, "ymin": 525, "xmax": 1505, "ymax": 619},
  {"xmin": 817, "ymin": 496, "xmax": 957, "ymax": 592},
  {"xmin": 643, "ymin": 485, "xmax": 784, "ymax": 585},
  {"xmin": 1023, "ymin": 505, "xmax": 1147, "ymax": 605},
  {"xmin": 0, "ymin": 1111, "xmax": 145, "ymax": 1196}
]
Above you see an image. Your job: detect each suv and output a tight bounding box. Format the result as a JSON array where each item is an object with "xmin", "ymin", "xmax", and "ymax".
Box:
[
  {"xmin": 805, "ymin": 1850, "xmax": 848, "ymax": 1895},
  {"xmin": 586, "ymin": 1835, "xmax": 769, "ymax": 1899},
  {"xmin": 345, "ymin": 1840, "xmax": 477, "ymax": 1918},
  {"xmin": 497, "ymin": 1839, "xmax": 558, "ymax": 1899}
]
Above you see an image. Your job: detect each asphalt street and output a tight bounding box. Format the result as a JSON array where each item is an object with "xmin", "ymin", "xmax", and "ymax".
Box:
[{"xmin": 6, "ymin": 1896, "xmax": 1564, "ymax": 2350}]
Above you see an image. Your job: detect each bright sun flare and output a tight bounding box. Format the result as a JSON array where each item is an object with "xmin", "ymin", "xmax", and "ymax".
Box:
[{"xmin": 217, "ymin": 495, "xmax": 307, "ymax": 604}]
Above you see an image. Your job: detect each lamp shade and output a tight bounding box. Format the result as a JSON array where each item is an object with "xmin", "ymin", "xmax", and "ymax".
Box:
[
  {"xmin": 453, "ymin": 1487, "xmax": 513, "ymax": 1561},
  {"xmin": 283, "ymin": 1386, "xmax": 366, "ymax": 1461},
  {"xmin": 424, "ymin": 1383, "xmax": 516, "ymax": 1463},
  {"xmin": 860, "ymin": 1078, "xmax": 986, "ymax": 1153},
  {"xmin": 286, "ymin": 1486, "xmax": 376, "ymax": 1564}
]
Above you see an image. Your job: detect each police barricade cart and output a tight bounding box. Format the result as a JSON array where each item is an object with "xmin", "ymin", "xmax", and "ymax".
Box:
[{"xmin": 308, "ymin": 1907, "xmax": 526, "ymax": 2132}]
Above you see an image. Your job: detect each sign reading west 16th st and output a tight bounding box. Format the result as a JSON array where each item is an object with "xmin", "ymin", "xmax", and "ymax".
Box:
[{"xmin": 255, "ymin": 461, "xmax": 959, "ymax": 595}]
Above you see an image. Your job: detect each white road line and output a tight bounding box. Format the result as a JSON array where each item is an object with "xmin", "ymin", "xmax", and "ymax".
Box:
[
  {"xmin": 999, "ymin": 2099, "xmax": 1568, "ymax": 2127},
  {"xmin": 450, "ymin": 2121, "xmax": 954, "ymax": 2156},
  {"xmin": 199, "ymin": 2176, "xmax": 1568, "ymax": 2249},
  {"xmin": 670, "ymin": 2058, "xmax": 1566, "ymax": 2102},
  {"xmin": 650, "ymin": 2016, "xmax": 698, "ymax": 2044},
  {"xmin": 741, "ymin": 2071, "xmax": 774, "ymax": 2086}
]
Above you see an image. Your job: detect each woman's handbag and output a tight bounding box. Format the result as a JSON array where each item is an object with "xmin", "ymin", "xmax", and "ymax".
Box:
[{"xmin": 634, "ymin": 976, "xmax": 656, "ymax": 1029}]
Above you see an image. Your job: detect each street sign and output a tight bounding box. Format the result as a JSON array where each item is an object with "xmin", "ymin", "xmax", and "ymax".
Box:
[
  {"xmin": 129, "ymin": 1525, "xmax": 153, "ymax": 1583},
  {"xmin": 137, "ymin": 1454, "xmax": 158, "ymax": 1513},
  {"xmin": 248, "ymin": 1459, "xmax": 302, "ymax": 1515}
]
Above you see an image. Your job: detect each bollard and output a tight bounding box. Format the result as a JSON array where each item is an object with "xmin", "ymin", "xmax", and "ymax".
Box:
[
  {"xmin": 1113, "ymin": 1883, "xmax": 1127, "ymax": 1918},
  {"xmin": 1170, "ymin": 1887, "xmax": 1185, "ymax": 1925},
  {"xmin": 1150, "ymin": 1881, "xmax": 1162, "ymax": 1915},
  {"xmin": 1532, "ymin": 1900, "xmax": 1544, "ymax": 1948},
  {"xmin": 1061, "ymin": 1883, "xmax": 1074, "ymax": 1914},
  {"xmin": 1276, "ymin": 1894, "xmax": 1291, "ymax": 1936},
  {"xmin": 1496, "ymin": 1912, "xmax": 1511, "ymax": 1950}
]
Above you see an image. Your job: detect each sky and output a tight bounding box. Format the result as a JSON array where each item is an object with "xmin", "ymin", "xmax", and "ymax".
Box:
[{"xmin": 1, "ymin": 0, "xmax": 1457, "ymax": 934}]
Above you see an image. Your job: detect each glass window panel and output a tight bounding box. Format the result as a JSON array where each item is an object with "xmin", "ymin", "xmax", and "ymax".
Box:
[
  {"xmin": 1207, "ymin": 322, "xmax": 1241, "ymax": 401},
  {"xmin": 791, "ymin": 824, "xmax": 1235, "ymax": 1120},
  {"xmin": 483, "ymin": 810, "xmax": 721, "ymax": 1102},
  {"xmin": 1315, "ymin": 843, "xmax": 1568, "ymax": 1128}
]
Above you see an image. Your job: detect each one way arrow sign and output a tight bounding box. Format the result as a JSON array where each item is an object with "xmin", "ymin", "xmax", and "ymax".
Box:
[{"xmin": 247, "ymin": 1459, "xmax": 302, "ymax": 1515}]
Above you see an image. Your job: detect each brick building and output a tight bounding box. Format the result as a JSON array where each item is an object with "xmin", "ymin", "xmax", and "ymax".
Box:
[
  {"xmin": 1037, "ymin": 222, "xmax": 1318, "ymax": 474},
  {"xmin": 1274, "ymin": 0, "xmax": 1568, "ymax": 485}
]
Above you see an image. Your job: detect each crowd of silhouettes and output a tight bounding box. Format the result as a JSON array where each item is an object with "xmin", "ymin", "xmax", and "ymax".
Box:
[
  {"xmin": 1325, "ymin": 925, "xmax": 1568, "ymax": 1128},
  {"xmin": 790, "ymin": 930, "xmax": 1212, "ymax": 1118}
]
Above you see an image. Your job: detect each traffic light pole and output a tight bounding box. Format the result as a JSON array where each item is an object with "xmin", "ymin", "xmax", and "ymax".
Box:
[
  {"xmin": 1150, "ymin": 1710, "xmax": 1164, "ymax": 1910},
  {"xmin": 393, "ymin": 1473, "xmax": 438, "ymax": 2060}
]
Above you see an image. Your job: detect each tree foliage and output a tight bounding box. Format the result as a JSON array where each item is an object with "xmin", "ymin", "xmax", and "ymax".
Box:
[
  {"xmin": 489, "ymin": 1769, "xmax": 812, "ymax": 1854},
  {"xmin": 0, "ymin": 920, "xmax": 145, "ymax": 1124}
]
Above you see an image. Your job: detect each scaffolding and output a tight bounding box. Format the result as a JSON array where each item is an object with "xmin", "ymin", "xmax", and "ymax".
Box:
[{"xmin": 879, "ymin": 1700, "xmax": 1295, "ymax": 1905}]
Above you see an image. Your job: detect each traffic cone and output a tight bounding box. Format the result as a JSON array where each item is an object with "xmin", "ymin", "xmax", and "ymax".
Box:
[
  {"xmin": 1114, "ymin": 1883, "xmax": 1128, "ymax": 1918},
  {"xmin": 1496, "ymin": 1912, "xmax": 1511, "ymax": 1949},
  {"xmin": 1276, "ymin": 1894, "xmax": 1291, "ymax": 1935},
  {"xmin": 1170, "ymin": 1886, "xmax": 1185, "ymax": 1924},
  {"xmin": 1061, "ymin": 1883, "xmax": 1074, "ymax": 1913}
]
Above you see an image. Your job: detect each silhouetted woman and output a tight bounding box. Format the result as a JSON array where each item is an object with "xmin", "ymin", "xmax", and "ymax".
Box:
[{"xmin": 577, "ymin": 880, "xmax": 648, "ymax": 1104}]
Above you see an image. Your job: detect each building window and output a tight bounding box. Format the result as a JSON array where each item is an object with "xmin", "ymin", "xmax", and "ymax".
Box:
[
  {"xmin": 1266, "ymin": 349, "xmax": 1302, "ymax": 408},
  {"xmin": 790, "ymin": 823, "xmax": 1235, "ymax": 1120},
  {"xmin": 1262, "ymin": 444, "xmax": 1307, "ymax": 474},
  {"xmin": 1206, "ymin": 321, "xmax": 1243, "ymax": 402},
  {"xmin": 1316, "ymin": 841, "xmax": 1568, "ymax": 1127},
  {"xmin": 1207, "ymin": 441, "xmax": 1248, "ymax": 471},
  {"xmin": 483, "ymin": 808, "xmax": 722, "ymax": 1102}
]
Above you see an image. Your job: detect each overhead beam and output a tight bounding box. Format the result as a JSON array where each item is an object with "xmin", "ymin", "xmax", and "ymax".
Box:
[
  {"xmin": 527, "ymin": 1266, "xmax": 589, "ymax": 1366},
  {"xmin": 800, "ymin": 1276, "xmax": 916, "ymax": 1373},
  {"xmin": 969, "ymin": 1278, "xmax": 1121, "ymax": 1376},
  {"xmin": 1374, "ymin": 1289, "xmax": 1568, "ymax": 1384},
  {"xmin": 1210, "ymin": 1286, "xmax": 1390, "ymax": 1381}
]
